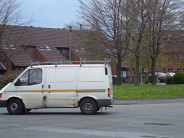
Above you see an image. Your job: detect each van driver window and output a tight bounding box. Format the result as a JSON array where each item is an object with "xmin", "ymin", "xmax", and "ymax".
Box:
[{"xmin": 19, "ymin": 69, "xmax": 42, "ymax": 86}]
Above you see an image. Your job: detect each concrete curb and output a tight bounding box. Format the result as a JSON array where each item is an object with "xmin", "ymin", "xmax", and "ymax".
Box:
[{"xmin": 113, "ymin": 97, "xmax": 184, "ymax": 105}]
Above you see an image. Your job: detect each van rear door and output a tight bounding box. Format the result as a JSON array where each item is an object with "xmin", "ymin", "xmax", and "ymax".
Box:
[{"xmin": 107, "ymin": 65, "xmax": 113, "ymax": 100}]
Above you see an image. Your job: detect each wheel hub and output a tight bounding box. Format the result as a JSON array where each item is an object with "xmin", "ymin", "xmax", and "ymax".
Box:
[
  {"xmin": 84, "ymin": 103, "xmax": 93, "ymax": 111},
  {"xmin": 10, "ymin": 103, "xmax": 18, "ymax": 111}
]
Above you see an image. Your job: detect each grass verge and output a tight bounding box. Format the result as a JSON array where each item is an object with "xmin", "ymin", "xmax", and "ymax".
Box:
[{"xmin": 113, "ymin": 84, "xmax": 184, "ymax": 99}]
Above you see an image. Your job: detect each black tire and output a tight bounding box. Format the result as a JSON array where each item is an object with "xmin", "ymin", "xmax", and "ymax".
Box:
[
  {"xmin": 26, "ymin": 109, "xmax": 31, "ymax": 112},
  {"xmin": 80, "ymin": 98, "xmax": 97, "ymax": 115},
  {"xmin": 7, "ymin": 99, "xmax": 24, "ymax": 115},
  {"xmin": 96, "ymin": 107, "xmax": 101, "ymax": 112}
]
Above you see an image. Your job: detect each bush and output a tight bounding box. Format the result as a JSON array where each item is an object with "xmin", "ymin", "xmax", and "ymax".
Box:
[
  {"xmin": 144, "ymin": 78, "xmax": 149, "ymax": 84},
  {"xmin": 173, "ymin": 72, "xmax": 184, "ymax": 84},
  {"xmin": 166, "ymin": 76, "xmax": 173, "ymax": 85},
  {"xmin": 0, "ymin": 70, "xmax": 23, "ymax": 89}
]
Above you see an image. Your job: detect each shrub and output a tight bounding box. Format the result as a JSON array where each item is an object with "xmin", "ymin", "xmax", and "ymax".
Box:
[
  {"xmin": 173, "ymin": 72, "xmax": 184, "ymax": 84},
  {"xmin": 0, "ymin": 69, "xmax": 23, "ymax": 89},
  {"xmin": 144, "ymin": 78, "xmax": 149, "ymax": 84},
  {"xmin": 166, "ymin": 76, "xmax": 173, "ymax": 85}
]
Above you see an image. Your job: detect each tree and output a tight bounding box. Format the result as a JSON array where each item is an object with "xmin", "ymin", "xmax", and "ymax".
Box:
[
  {"xmin": 78, "ymin": 0, "xmax": 132, "ymax": 85},
  {"xmin": 64, "ymin": 22, "xmax": 80, "ymax": 30},
  {"xmin": 127, "ymin": 0, "xmax": 149, "ymax": 85},
  {"xmin": 147, "ymin": 0, "xmax": 184, "ymax": 85},
  {"xmin": 0, "ymin": 0, "xmax": 25, "ymax": 63},
  {"xmin": 79, "ymin": 33, "xmax": 110, "ymax": 60},
  {"xmin": 179, "ymin": 13, "xmax": 184, "ymax": 29}
]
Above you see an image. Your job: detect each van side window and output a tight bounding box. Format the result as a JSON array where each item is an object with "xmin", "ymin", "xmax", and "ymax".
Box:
[
  {"xmin": 19, "ymin": 70, "xmax": 29, "ymax": 85},
  {"xmin": 19, "ymin": 69, "xmax": 42, "ymax": 86}
]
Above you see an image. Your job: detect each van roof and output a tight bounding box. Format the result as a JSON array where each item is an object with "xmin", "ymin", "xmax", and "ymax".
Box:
[{"xmin": 28, "ymin": 64, "xmax": 110, "ymax": 69}]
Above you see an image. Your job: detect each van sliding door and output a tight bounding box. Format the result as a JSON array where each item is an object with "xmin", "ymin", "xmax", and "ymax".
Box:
[{"xmin": 46, "ymin": 67, "xmax": 77, "ymax": 107}]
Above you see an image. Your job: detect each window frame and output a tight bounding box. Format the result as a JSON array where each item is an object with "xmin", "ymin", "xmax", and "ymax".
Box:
[{"xmin": 18, "ymin": 68, "xmax": 42, "ymax": 86}]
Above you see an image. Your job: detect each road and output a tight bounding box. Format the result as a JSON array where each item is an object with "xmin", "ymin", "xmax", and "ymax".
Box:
[{"xmin": 0, "ymin": 102, "xmax": 184, "ymax": 138}]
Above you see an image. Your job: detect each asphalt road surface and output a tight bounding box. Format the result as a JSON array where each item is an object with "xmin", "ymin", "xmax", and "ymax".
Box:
[{"xmin": 0, "ymin": 102, "xmax": 184, "ymax": 138}]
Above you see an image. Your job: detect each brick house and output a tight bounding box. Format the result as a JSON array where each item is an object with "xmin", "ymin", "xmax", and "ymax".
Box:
[
  {"xmin": 0, "ymin": 25, "xmax": 183, "ymax": 82},
  {"xmin": 0, "ymin": 25, "xmax": 117, "ymax": 74},
  {"xmin": 160, "ymin": 30, "xmax": 184, "ymax": 73}
]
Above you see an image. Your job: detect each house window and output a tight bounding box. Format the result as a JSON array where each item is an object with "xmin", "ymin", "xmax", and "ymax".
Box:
[
  {"xmin": 177, "ymin": 69, "xmax": 184, "ymax": 72},
  {"xmin": 123, "ymin": 71, "xmax": 127, "ymax": 77},
  {"xmin": 2, "ymin": 44, "xmax": 16, "ymax": 49},
  {"xmin": 9, "ymin": 45, "xmax": 16, "ymax": 49},
  {"xmin": 56, "ymin": 47, "xmax": 70, "ymax": 60},
  {"xmin": 45, "ymin": 45, "xmax": 51, "ymax": 50},
  {"xmin": 38, "ymin": 45, "xmax": 45, "ymax": 50},
  {"xmin": 168, "ymin": 68, "xmax": 174, "ymax": 72},
  {"xmin": 121, "ymin": 70, "xmax": 127, "ymax": 77},
  {"xmin": 38, "ymin": 45, "xmax": 51, "ymax": 51},
  {"xmin": 2, "ymin": 45, "xmax": 8, "ymax": 49}
]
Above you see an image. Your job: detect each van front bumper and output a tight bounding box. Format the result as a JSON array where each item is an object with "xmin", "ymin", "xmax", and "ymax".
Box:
[
  {"xmin": 96, "ymin": 99, "xmax": 112, "ymax": 107},
  {"xmin": 0, "ymin": 100, "xmax": 6, "ymax": 107}
]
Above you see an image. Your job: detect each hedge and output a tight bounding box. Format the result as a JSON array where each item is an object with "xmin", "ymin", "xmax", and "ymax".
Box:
[
  {"xmin": 173, "ymin": 72, "xmax": 184, "ymax": 84},
  {"xmin": 166, "ymin": 76, "xmax": 173, "ymax": 85},
  {"xmin": 0, "ymin": 70, "xmax": 23, "ymax": 89}
]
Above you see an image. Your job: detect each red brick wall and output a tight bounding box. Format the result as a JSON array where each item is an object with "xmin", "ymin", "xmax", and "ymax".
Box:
[
  {"xmin": 3, "ymin": 59, "xmax": 12, "ymax": 73},
  {"xmin": 127, "ymin": 68, "xmax": 135, "ymax": 76},
  {"xmin": 110, "ymin": 61, "xmax": 117, "ymax": 75},
  {"xmin": 163, "ymin": 58, "xmax": 184, "ymax": 72},
  {"xmin": 161, "ymin": 40, "xmax": 184, "ymax": 72}
]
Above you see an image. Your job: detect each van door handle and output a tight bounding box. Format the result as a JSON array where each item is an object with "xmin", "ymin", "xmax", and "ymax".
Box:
[
  {"xmin": 48, "ymin": 85, "xmax": 51, "ymax": 89},
  {"xmin": 42, "ymin": 85, "xmax": 44, "ymax": 89}
]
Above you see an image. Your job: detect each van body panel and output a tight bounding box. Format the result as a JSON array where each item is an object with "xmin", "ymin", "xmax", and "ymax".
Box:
[
  {"xmin": 0, "ymin": 64, "xmax": 113, "ymax": 111},
  {"xmin": 46, "ymin": 67, "xmax": 77, "ymax": 107}
]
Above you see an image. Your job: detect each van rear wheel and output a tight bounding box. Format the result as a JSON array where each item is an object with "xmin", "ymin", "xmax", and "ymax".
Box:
[
  {"xmin": 7, "ymin": 99, "xmax": 24, "ymax": 115},
  {"xmin": 80, "ymin": 98, "xmax": 97, "ymax": 115}
]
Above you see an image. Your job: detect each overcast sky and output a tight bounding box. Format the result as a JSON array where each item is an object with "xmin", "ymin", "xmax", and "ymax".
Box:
[{"xmin": 22, "ymin": 0, "xmax": 79, "ymax": 28}]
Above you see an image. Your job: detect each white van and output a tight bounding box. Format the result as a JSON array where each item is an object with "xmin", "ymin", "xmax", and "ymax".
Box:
[{"xmin": 0, "ymin": 62, "xmax": 113, "ymax": 115}]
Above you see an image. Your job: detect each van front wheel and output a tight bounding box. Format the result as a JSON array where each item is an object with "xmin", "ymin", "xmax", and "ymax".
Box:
[
  {"xmin": 80, "ymin": 98, "xmax": 97, "ymax": 115},
  {"xmin": 7, "ymin": 99, "xmax": 24, "ymax": 115}
]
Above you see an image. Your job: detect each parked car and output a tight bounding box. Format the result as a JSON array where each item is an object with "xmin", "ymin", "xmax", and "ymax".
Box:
[
  {"xmin": 165, "ymin": 72, "xmax": 175, "ymax": 77},
  {"xmin": 149, "ymin": 72, "xmax": 167, "ymax": 83}
]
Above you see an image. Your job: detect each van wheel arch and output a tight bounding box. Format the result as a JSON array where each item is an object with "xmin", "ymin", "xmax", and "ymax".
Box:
[
  {"xmin": 79, "ymin": 97, "xmax": 98, "ymax": 106},
  {"xmin": 6, "ymin": 97, "xmax": 24, "ymax": 107}
]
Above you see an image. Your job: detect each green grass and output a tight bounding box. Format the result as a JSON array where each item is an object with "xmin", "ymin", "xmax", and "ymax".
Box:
[{"xmin": 113, "ymin": 84, "xmax": 184, "ymax": 99}]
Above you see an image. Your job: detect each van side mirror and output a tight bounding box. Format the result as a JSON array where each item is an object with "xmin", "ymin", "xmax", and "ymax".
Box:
[{"xmin": 14, "ymin": 78, "xmax": 21, "ymax": 86}]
